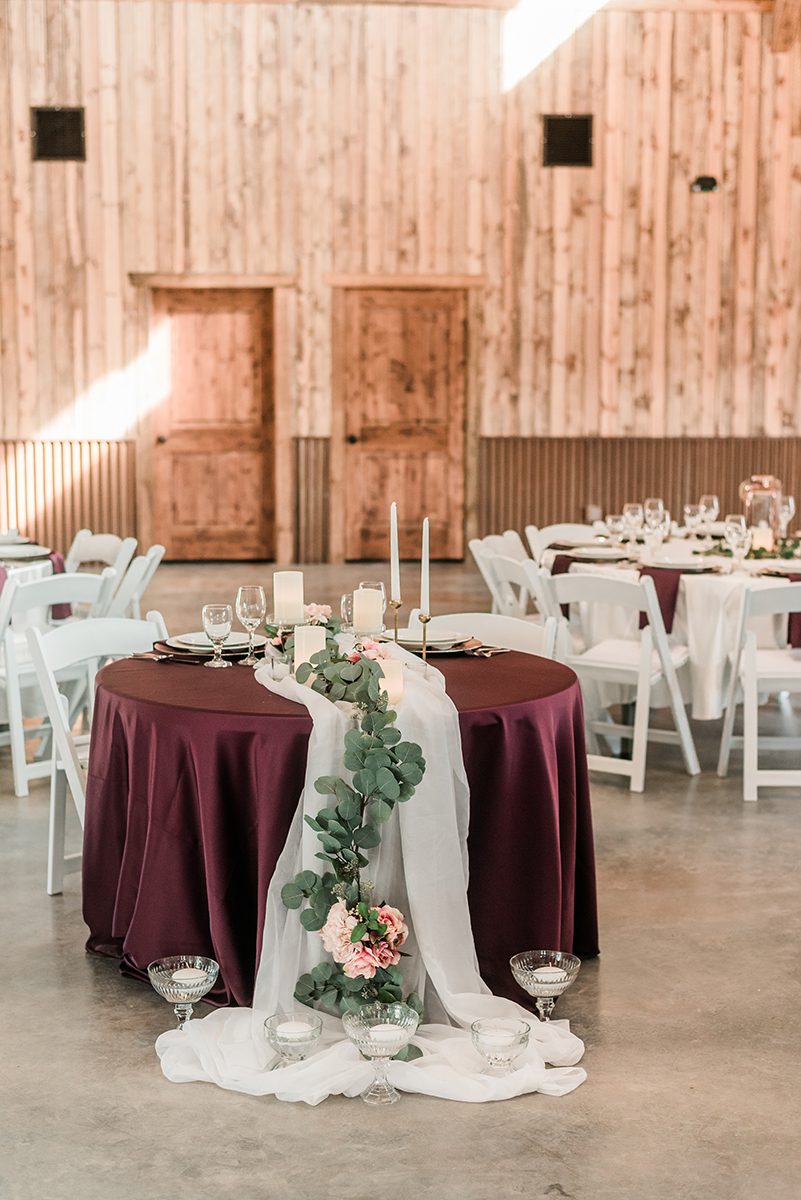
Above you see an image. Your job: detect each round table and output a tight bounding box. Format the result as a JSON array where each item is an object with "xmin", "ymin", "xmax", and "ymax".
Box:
[{"xmin": 83, "ymin": 653, "xmax": 599, "ymax": 1006}]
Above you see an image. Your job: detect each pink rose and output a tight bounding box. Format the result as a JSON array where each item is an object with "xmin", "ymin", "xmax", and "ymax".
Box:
[
  {"xmin": 360, "ymin": 638, "xmax": 387, "ymax": 661},
  {"xmin": 320, "ymin": 900, "xmax": 359, "ymax": 961},
  {"xmin": 304, "ymin": 603, "xmax": 332, "ymax": 625},
  {"xmin": 375, "ymin": 904, "xmax": 408, "ymax": 948},
  {"xmin": 342, "ymin": 943, "xmax": 382, "ymax": 980},
  {"xmin": 373, "ymin": 941, "xmax": 401, "ymax": 969},
  {"xmin": 347, "ymin": 651, "xmax": 361, "ymax": 664}
]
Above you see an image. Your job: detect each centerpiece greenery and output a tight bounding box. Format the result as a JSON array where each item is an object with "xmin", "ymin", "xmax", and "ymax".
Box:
[
  {"xmin": 279, "ymin": 636, "xmax": 426, "ymax": 1056},
  {"xmin": 699, "ymin": 537, "xmax": 801, "ymax": 561}
]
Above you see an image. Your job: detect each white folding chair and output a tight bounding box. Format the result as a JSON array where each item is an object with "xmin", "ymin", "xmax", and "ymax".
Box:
[
  {"xmin": 0, "ymin": 569, "xmax": 117, "ymax": 796},
  {"xmin": 428, "ymin": 611, "xmax": 557, "ymax": 658},
  {"xmin": 525, "ymin": 523, "xmax": 599, "ymax": 563},
  {"xmin": 65, "ymin": 529, "xmax": 137, "ymax": 594},
  {"xmin": 551, "ymin": 573, "xmax": 700, "ymax": 792},
  {"xmin": 106, "ymin": 544, "xmax": 165, "ymax": 619},
  {"xmin": 469, "ymin": 532, "xmax": 528, "ymax": 613},
  {"xmin": 717, "ymin": 584, "xmax": 801, "ymax": 801},
  {"xmin": 26, "ymin": 612, "xmax": 168, "ymax": 894},
  {"xmin": 484, "ymin": 554, "xmax": 559, "ymax": 621}
]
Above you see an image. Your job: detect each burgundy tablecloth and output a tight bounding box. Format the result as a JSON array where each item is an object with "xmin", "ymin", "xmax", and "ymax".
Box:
[{"xmin": 83, "ymin": 654, "xmax": 598, "ymax": 1007}]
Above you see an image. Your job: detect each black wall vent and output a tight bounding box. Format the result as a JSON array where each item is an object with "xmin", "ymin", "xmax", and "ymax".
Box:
[
  {"xmin": 31, "ymin": 107, "xmax": 85, "ymax": 161},
  {"xmin": 543, "ymin": 115, "xmax": 593, "ymax": 168}
]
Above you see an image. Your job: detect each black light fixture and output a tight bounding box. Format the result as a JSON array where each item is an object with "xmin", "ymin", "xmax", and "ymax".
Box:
[
  {"xmin": 543, "ymin": 115, "xmax": 593, "ymax": 168},
  {"xmin": 31, "ymin": 107, "xmax": 86, "ymax": 161},
  {"xmin": 690, "ymin": 176, "xmax": 718, "ymax": 193}
]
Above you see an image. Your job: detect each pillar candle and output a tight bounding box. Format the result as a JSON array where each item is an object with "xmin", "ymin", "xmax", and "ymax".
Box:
[
  {"xmin": 378, "ymin": 659, "xmax": 404, "ymax": 706},
  {"xmin": 294, "ymin": 624, "xmax": 326, "ymax": 674},
  {"xmin": 750, "ymin": 526, "xmax": 774, "ymax": 553},
  {"xmin": 353, "ymin": 587, "xmax": 384, "ymax": 634},
  {"xmin": 273, "ymin": 571, "xmax": 304, "ymax": 625},
  {"xmin": 420, "ymin": 518, "xmax": 430, "ymax": 615},
  {"xmin": 390, "ymin": 501, "xmax": 401, "ymax": 603}
]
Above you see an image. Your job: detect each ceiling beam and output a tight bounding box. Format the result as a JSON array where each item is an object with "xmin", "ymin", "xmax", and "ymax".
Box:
[{"xmin": 772, "ymin": 0, "xmax": 801, "ymax": 48}]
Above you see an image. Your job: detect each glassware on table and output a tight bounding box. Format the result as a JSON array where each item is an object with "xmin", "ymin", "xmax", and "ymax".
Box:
[
  {"xmin": 342, "ymin": 1002, "xmax": 419, "ymax": 1106},
  {"xmin": 779, "ymin": 495, "xmax": 796, "ymax": 541},
  {"xmin": 235, "ymin": 585, "xmax": 267, "ymax": 668},
  {"xmin": 340, "ymin": 592, "xmax": 354, "ymax": 632},
  {"xmin": 683, "ymin": 503, "xmax": 703, "ymax": 546},
  {"xmin": 264, "ymin": 1010, "xmax": 323, "ymax": 1067},
  {"xmin": 723, "ymin": 514, "xmax": 752, "ymax": 570},
  {"xmin": 147, "ymin": 955, "xmax": 219, "ymax": 1028},
  {"xmin": 201, "ymin": 603, "xmax": 233, "ymax": 668},
  {"xmin": 739, "ymin": 474, "xmax": 783, "ymax": 543},
  {"xmin": 622, "ymin": 503, "xmax": 644, "ymax": 555},
  {"xmin": 699, "ymin": 494, "xmax": 720, "ymax": 548},
  {"xmin": 471, "ymin": 1018, "xmax": 530, "ymax": 1076},
  {"xmin": 643, "ymin": 497, "xmax": 665, "ymax": 531},
  {"xmin": 605, "ymin": 514, "xmax": 625, "ymax": 550},
  {"xmin": 509, "ymin": 950, "xmax": 581, "ymax": 1022}
]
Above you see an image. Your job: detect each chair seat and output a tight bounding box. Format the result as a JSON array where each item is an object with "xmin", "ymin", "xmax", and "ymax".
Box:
[
  {"xmin": 739, "ymin": 647, "xmax": 801, "ymax": 683},
  {"xmin": 573, "ymin": 637, "xmax": 690, "ymax": 676}
]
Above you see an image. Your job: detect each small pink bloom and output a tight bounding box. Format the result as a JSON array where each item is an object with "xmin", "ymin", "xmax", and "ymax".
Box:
[
  {"xmin": 320, "ymin": 900, "xmax": 359, "ymax": 961},
  {"xmin": 342, "ymin": 943, "xmax": 382, "ymax": 980},
  {"xmin": 271, "ymin": 635, "xmax": 283, "ymax": 646},
  {"xmin": 347, "ymin": 651, "xmax": 361, "ymax": 664},
  {"xmin": 304, "ymin": 603, "xmax": 332, "ymax": 625},
  {"xmin": 374, "ymin": 941, "xmax": 401, "ymax": 969},
  {"xmin": 375, "ymin": 904, "xmax": 408, "ymax": 948}
]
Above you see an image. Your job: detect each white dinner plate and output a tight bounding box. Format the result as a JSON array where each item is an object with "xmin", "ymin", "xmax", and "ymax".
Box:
[
  {"xmin": 568, "ymin": 546, "xmax": 628, "ymax": 561},
  {"xmin": 0, "ymin": 533, "xmax": 29, "ymax": 545},
  {"xmin": 169, "ymin": 631, "xmax": 267, "ymax": 652},
  {"xmin": 644, "ymin": 556, "xmax": 708, "ymax": 571},
  {"xmin": 396, "ymin": 626, "xmax": 465, "ymax": 650},
  {"xmin": 0, "ymin": 543, "xmax": 51, "ymax": 559}
]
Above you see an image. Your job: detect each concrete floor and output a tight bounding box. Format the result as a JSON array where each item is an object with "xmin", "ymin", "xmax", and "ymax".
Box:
[{"xmin": 2, "ymin": 562, "xmax": 801, "ymax": 1200}]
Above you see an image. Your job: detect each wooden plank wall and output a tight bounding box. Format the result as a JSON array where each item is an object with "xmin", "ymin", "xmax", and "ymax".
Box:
[
  {"xmin": 0, "ymin": 439, "xmax": 137, "ymax": 549},
  {"xmin": 2, "ymin": 0, "xmax": 801, "ymax": 450},
  {"xmin": 478, "ymin": 436, "xmax": 801, "ymax": 533}
]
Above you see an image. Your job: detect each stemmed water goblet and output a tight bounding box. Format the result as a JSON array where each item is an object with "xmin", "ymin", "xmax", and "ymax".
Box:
[
  {"xmin": 510, "ymin": 950, "xmax": 581, "ymax": 1022},
  {"xmin": 644, "ymin": 497, "xmax": 665, "ymax": 532},
  {"xmin": 723, "ymin": 514, "xmax": 752, "ymax": 570},
  {"xmin": 779, "ymin": 495, "xmax": 796, "ymax": 541},
  {"xmin": 342, "ymin": 1002, "xmax": 419, "ymax": 1106},
  {"xmin": 605, "ymin": 514, "xmax": 625, "ymax": 550},
  {"xmin": 147, "ymin": 955, "xmax": 219, "ymax": 1028},
  {"xmin": 202, "ymin": 603, "xmax": 233, "ymax": 668},
  {"xmin": 699, "ymin": 494, "xmax": 720, "ymax": 547},
  {"xmin": 622, "ymin": 503, "xmax": 644, "ymax": 557},
  {"xmin": 264, "ymin": 1010, "xmax": 323, "ymax": 1068},
  {"xmin": 235, "ymin": 585, "xmax": 267, "ymax": 667},
  {"xmin": 683, "ymin": 503, "xmax": 703, "ymax": 548}
]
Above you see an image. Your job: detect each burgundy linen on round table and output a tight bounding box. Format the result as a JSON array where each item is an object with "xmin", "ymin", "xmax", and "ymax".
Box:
[{"xmin": 83, "ymin": 654, "xmax": 598, "ymax": 1007}]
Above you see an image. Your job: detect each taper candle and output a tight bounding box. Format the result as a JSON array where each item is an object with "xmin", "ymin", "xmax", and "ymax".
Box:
[
  {"xmin": 420, "ymin": 518, "xmax": 430, "ymax": 614},
  {"xmin": 390, "ymin": 502, "xmax": 401, "ymax": 603}
]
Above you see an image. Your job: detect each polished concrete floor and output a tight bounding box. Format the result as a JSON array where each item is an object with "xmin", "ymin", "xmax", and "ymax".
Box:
[{"xmin": 2, "ymin": 562, "xmax": 801, "ymax": 1200}]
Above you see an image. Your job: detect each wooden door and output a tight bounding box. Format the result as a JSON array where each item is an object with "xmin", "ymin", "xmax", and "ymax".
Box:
[
  {"xmin": 338, "ymin": 289, "xmax": 466, "ymax": 560},
  {"xmin": 150, "ymin": 289, "xmax": 273, "ymax": 560}
]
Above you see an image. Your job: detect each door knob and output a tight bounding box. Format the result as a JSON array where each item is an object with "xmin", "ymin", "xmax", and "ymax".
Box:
[
  {"xmin": 156, "ymin": 435, "xmax": 167, "ymax": 445},
  {"xmin": 347, "ymin": 435, "xmax": 358, "ymax": 445}
]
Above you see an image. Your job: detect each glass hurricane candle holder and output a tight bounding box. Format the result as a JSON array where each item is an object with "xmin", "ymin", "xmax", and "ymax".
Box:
[
  {"xmin": 147, "ymin": 955, "xmax": 219, "ymax": 1028},
  {"xmin": 342, "ymin": 1002, "xmax": 419, "ymax": 1106},
  {"xmin": 264, "ymin": 1011, "xmax": 323, "ymax": 1067},
  {"xmin": 470, "ymin": 1017, "xmax": 530, "ymax": 1076},
  {"xmin": 509, "ymin": 951, "xmax": 581, "ymax": 1022}
]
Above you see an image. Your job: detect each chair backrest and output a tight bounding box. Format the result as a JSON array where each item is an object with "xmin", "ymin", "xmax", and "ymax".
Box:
[
  {"xmin": 65, "ymin": 529, "xmax": 137, "ymax": 586},
  {"xmin": 487, "ymin": 553, "xmax": 557, "ymax": 620},
  {"xmin": 726, "ymin": 581, "xmax": 801, "ymax": 672},
  {"xmin": 105, "ymin": 544, "xmax": 165, "ymax": 618},
  {"xmin": 0, "ymin": 568, "xmax": 117, "ymax": 637},
  {"xmin": 550, "ymin": 572, "xmax": 674, "ymax": 668},
  {"xmin": 525, "ymin": 523, "xmax": 599, "ymax": 563},
  {"xmin": 25, "ymin": 614, "xmax": 167, "ymax": 825},
  {"xmin": 412, "ymin": 611, "xmax": 557, "ymax": 659}
]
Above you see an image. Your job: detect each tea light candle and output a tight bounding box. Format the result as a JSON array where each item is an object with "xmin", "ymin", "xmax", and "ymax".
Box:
[
  {"xmin": 477, "ymin": 1026, "xmax": 517, "ymax": 1048},
  {"xmin": 378, "ymin": 659, "xmax": 404, "ymax": 706},
  {"xmin": 294, "ymin": 624, "xmax": 326, "ymax": 674},
  {"xmin": 370, "ymin": 1023, "xmax": 404, "ymax": 1046},
  {"xmin": 275, "ymin": 1019, "xmax": 314, "ymax": 1040},
  {"xmin": 273, "ymin": 571, "xmax": 304, "ymax": 625},
  {"xmin": 750, "ymin": 526, "xmax": 774, "ymax": 553},
  {"xmin": 353, "ymin": 587, "xmax": 383, "ymax": 634},
  {"xmin": 390, "ymin": 501, "xmax": 401, "ymax": 603},
  {"xmin": 530, "ymin": 966, "xmax": 565, "ymax": 981},
  {"xmin": 171, "ymin": 967, "xmax": 207, "ymax": 984}
]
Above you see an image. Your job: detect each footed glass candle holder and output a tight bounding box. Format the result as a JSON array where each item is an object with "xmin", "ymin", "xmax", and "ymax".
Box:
[
  {"xmin": 264, "ymin": 1011, "xmax": 323, "ymax": 1067},
  {"xmin": 342, "ymin": 1002, "xmax": 419, "ymax": 1106},
  {"xmin": 471, "ymin": 1018, "xmax": 530, "ymax": 1076},
  {"xmin": 147, "ymin": 955, "xmax": 219, "ymax": 1028},
  {"xmin": 510, "ymin": 951, "xmax": 581, "ymax": 1022}
]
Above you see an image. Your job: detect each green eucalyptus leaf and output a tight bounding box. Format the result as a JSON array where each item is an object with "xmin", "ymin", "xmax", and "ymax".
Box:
[
  {"xmin": 353, "ymin": 824, "xmax": 380, "ymax": 849},
  {"xmin": 328, "ymin": 681, "xmax": 346, "ymax": 701},
  {"xmin": 344, "ymin": 728, "xmax": 364, "ymax": 751},
  {"xmin": 295, "ymin": 662, "xmax": 313, "ymax": 684},
  {"xmin": 378, "ymin": 986, "xmax": 400, "ymax": 1004},
  {"xmin": 376, "ymin": 767, "xmax": 401, "ymax": 800},
  {"xmin": 340, "ymin": 994, "xmax": 363, "ymax": 1014},
  {"xmin": 379, "ymin": 727, "xmax": 401, "ymax": 747},
  {"xmin": 397, "ymin": 763, "xmax": 424, "ymax": 786},
  {"xmin": 394, "ymin": 741, "xmax": 422, "ymax": 763},
  {"xmin": 333, "ymin": 779, "xmax": 356, "ymax": 805},
  {"xmin": 322, "ymin": 663, "xmax": 341, "ymax": 681},
  {"xmin": 326, "ymin": 819, "xmax": 350, "ymax": 841},
  {"xmin": 304, "ymin": 816, "xmax": 323, "ymax": 833},
  {"xmin": 369, "ymin": 797, "xmax": 393, "ymax": 824},
  {"xmin": 342, "ymin": 974, "xmax": 365, "ymax": 993},
  {"xmin": 310, "ymin": 961, "xmax": 333, "ymax": 983},
  {"xmin": 337, "ymin": 793, "xmax": 361, "ymax": 823},
  {"xmin": 340, "ymin": 848, "xmax": 359, "ymax": 864},
  {"xmin": 294, "ymin": 973, "xmax": 316, "ymax": 998},
  {"xmin": 406, "ymin": 991, "xmax": 424, "ymax": 1016},
  {"xmin": 281, "ymin": 882, "xmax": 304, "ymax": 909},
  {"xmin": 319, "ymin": 833, "xmax": 341, "ymax": 854},
  {"xmin": 319, "ymin": 987, "xmax": 339, "ymax": 1010},
  {"xmin": 295, "ymin": 870, "xmax": 318, "ymax": 892},
  {"xmin": 393, "ymin": 1043, "xmax": 423, "ymax": 1063},
  {"xmin": 300, "ymin": 908, "xmax": 326, "ymax": 932},
  {"xmin": 339, "ymin": 663, "xmax": 362, "ymax": 682},
  {"xmin": 363, "ymin": 750, "xmax": 392, "ymax": 770},
  {"xmin": 314, "ymin": 777, "xmax": 339, "ymax": 796},
  {"xmin": 343, "ymin": 751, "xmax": 364, "ymax": 772},
  {"xmin": 311, "ymin": 889, "xmax": 331, "ymax": 917},
  {"xmin": 350, "ymin": 921, "xmax": 367, "ymax": 943},
  {"xmin": 315, "ymin": 807, "xmax": 338, "ymax": 825},
  {"xmin": 384, "ymin": 965, "xmax": 402, "ymax": 986},
  {"xmin": 353, "ymin": 769, "xmax": 377, "ymax": 796}
]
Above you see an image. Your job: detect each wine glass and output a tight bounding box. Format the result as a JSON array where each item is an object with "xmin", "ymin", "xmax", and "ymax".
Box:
[
  {"xmin": 342, "ymin": 1002, "xmax": 419, "ymax": 1106},
  {"xmin": 148, "ymin": 955, "xmax": 219, "ymax": 1028},
  {"xmin": 779, "ymin": 495, "xmax": 796, "ymax": 541},
  {"xmin": 236, "ymin": 585, "xmax": 267, "ymax": 668},
  {"xmin": 622, "ymin": 503, "xmax": 644, "ymax": 559},
  {"xmin": 605, "ymin": 514, "xmax": 625, "ymax": 550},
  {"xmin": 471, "ymin": 1018, "xmax": 530, "ymax": 1076},
  {"xmin": 202, "ymin": 603, "xmax": 233, "ymax": 668},
  {"xmin": 264, "ymin": 1011, "xmax": 323, "ymax": 1068},
  {"xmin": 699, "ymin": 494, "xmax": 720, "ymax": 547},
  {"xmin": 509, "ymin": 951, "xmax": 581, "ymax": 1022},
  {"xmin": 723, "ymin": 514, "xmax": 752, "ymax": 570},
  {"xmin": 683, "ymin": 503, "xmax": 703, "ymax": 547},
  {"xmin": 643, "ymin": 498, "xmax": 665, "ymax": 531}
]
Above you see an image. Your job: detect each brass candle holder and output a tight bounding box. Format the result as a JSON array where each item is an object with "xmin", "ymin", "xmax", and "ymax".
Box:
[
  {"xmin": 387, "ymin": 599, "xmax": 402, "ymax": 643},
  {"xmin": 418, "ymin": 612, "xmax": 431, "ymax": 663}
]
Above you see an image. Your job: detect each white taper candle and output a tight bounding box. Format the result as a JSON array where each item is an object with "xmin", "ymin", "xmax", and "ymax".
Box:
[
  {"xmin": 390, "ymin": 501, "xmax": 401, "ymax": 602},
  {"xmin": 420, "ymin": 517, "xmax": 430, "ymax": 615}
]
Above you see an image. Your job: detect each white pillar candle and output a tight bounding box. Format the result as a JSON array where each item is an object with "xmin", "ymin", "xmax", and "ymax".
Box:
[
  {"xmin": 275, "ymin": 1019, "xmax": 314, "ymax": 1040},
  {"xmin": 750, "ymin": 526, "xmax": 774, "ymax": 553},
  {"xmin": 477, "ymin": 1026, "xmax": 517, "ymax": 1048},
  {"xmin": 294, "ymin": 624, "xmax": 326, "ymax": 674},
  {"xmin": 273, "ymin": 571, "xmax": 304, "ymax": 625},
  {"xmin": 420, "ymin": 517, "xmax": 430, "ymax": 615},
  {"xmin": 171, "ymin": 967, "xmax": 207, "ymax": 984},
  {"xmin": 353, "ymin": 587, "xmax": 383, "ymax": 634},
  {"xmin": 378, "ymin": 659, "xmax": 404, "ymax": 706},
  {"xmin": 390, "ymin": 502, "xmax": 401, "ymax": 603}
]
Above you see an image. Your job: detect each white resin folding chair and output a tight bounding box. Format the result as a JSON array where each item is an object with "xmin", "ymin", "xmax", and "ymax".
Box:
[
  {"xmin": 0, "ymin": 569, "xmax": 117, "ymax": 797},
  {"xmin": 26, "ymin": 611, "xmax": 168, "ymax": 894},
  {"xmin": 482, "ymin": 553, "xmax": 559, "ymax": 621},
  {"xmin": 468, "ymin": 531, "xmax": 529, "ymax": 613},
  {"xmin": 410, "ymin": 610, "xmax": 557, "ymax": 659},
  {"xmin": 65, "ymin": 529, "xmax": 137, "ymax": 593},
  {"xmin": 525, "ymin": 524, "xmax": 599, "ymax": 564},
  {"xmin": 717, "ymin": 584, "xmax": 801, "ymax": 801},
  {"xmin": 550, "ymin": 573, "xmax": 700, "ymax": 793},
  {"xmin": 106, "ymin": 544, "xmax": 166, "ymax": 619}
]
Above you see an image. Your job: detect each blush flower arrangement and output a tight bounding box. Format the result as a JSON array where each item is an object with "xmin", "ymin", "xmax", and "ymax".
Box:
[
  {"xmin": 265, "ymin": 603, "xmax": 341, "ymax": 657},
  {"xmin": 280, "ymin": 636, "xmax": 426, "ymax": 1054}
]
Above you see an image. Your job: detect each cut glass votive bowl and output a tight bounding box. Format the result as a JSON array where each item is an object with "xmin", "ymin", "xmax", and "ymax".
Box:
[
  {"xmin": 264, "ymin": 1010, "xmax": 323, "ymax": 1066},
  {"xmin": 471, "ymin": 1017, "xmax": 530, "ymax": 1076},
  {"xmin": 342, "ymin": 1002, "xmax": 420, "ymax": 1106},
  {"xmin": 147, "ymin": 955, "xmax": 219, "ymax": 1028},
  {"xmin": 510, "ymin": 950, "xmax": 581, "ymax": 1021}
]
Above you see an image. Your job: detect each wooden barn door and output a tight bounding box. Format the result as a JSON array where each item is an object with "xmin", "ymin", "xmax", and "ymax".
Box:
[
  {"xmin": 336, "ymin": 288, "xmax": 466, "ymax": 561},
  {"xmin": 149, "ymin": 288, "xmax": 274, "ymax": 560}
]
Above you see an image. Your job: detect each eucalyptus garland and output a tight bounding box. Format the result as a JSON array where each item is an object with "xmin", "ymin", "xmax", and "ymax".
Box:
[{"xmin": 280, "ymin": 640, "xmax": 426, "ymax": 1036}]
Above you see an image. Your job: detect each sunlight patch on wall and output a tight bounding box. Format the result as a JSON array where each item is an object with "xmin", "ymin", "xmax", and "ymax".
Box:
[{"xmin": 502, "ymin": 0, "xmax": 610, "ymax": 93}]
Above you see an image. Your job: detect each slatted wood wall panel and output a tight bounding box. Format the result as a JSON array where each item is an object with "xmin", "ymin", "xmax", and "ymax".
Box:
[
  {"xmin": 478, "ymin": 437, "xmax": 801, "ymax": 533},
  {"xmin": 0, "ymin": 440, "xmax": 137, "ymax": 549},
  {"xmin": 2, "ymin": 1, "xmax": 801, "ymax": 448},
  {"xmin": 295, "ymin": 437, "xmax": 329, "ymax": 562}
]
